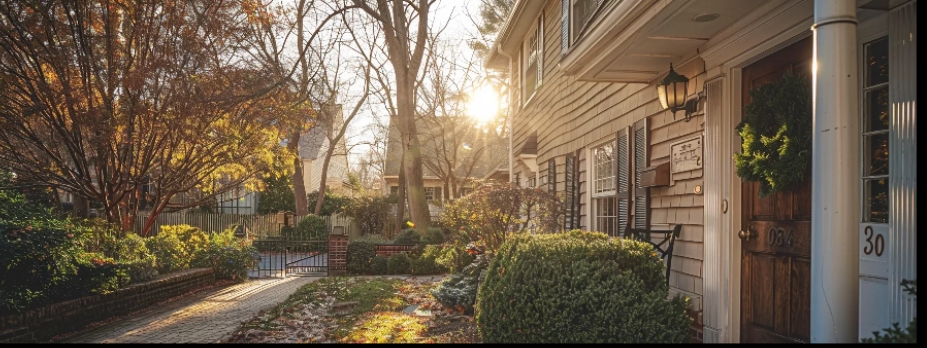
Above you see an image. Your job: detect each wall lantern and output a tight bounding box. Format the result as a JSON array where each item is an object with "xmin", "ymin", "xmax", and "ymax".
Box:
[{"xmin": 657, "ymin": 63, "xmax": 701, "ymax": 122}]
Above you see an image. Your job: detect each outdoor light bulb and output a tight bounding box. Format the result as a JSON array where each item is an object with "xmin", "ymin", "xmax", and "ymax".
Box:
[{"xmin": 466, "ymin": 85, "xmax": 499, "ymax": 124}]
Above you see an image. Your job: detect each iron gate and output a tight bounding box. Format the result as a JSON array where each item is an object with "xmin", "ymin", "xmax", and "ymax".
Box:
[{"xmin": 248, "ymin": 213, "xmax": 329, "ymax": 278}]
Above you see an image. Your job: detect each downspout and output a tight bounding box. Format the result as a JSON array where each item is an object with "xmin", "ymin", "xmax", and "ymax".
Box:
[{"xmin": 497, "ymin": 44, "xmax": 515, "ymax": 183}]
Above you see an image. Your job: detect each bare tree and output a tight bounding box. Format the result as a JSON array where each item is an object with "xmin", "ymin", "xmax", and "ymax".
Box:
[
  {"xmin": 349, "ymin": 0, "xmax": 435, "ymax": 231},
  {"xmin": 417, "ymin": 39, "xmax": 507, "ymax": 202}
]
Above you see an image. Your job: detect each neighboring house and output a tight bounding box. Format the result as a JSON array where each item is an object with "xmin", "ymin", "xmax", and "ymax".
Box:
[
  {"xmin": 486, "ymin": 0, "xmax": 915, "ymax": 344},
  {"xmin": 383, "ymin": 115, "xmax": 508, "ymax": 217},
  {"xmin": 298, "ymin": 103, "xmax": 353, "ymax": 197}
]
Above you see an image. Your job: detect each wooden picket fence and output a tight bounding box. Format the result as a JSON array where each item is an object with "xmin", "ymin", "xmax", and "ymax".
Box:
[{"xmin": 132, "ymin": 212, "xmax": 361, "ymax": 240}]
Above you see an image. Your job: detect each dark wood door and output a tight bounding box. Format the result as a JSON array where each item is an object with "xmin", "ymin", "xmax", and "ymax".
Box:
[{"xmin": 740, "ymin": 36, "xmax": 813, "ymax": 344}]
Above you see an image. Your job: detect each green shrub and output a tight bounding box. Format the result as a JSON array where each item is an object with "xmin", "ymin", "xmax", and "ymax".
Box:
[
  {"xmin": 387, "ymin": 252, "xmax": 411, "ymax": 274},
  {"xmin": 431, "ymin": 253, "xmax": 491, "ymax": 315},
  {"xmin": 113, "ymin": 233, "xmax": 158, "ymax": 283},
  {"xmin": 475, "ymin": 231, "xmax": 692, "ymax": 343},
  {"xmin": 410, "ymin": 245, "xmax": 445, "ymax": 275},
  {"xmin": 434, "ymin": 241, "xmax": 475, "ymax": 274},
  {"xmin": 345, "ymin": 195, "xmax": 392, "ymax": 235},
  {"xmin": 422, "ymin": 227, "xmax": 445, "ymax": 245},
  {"xmin": 146, "ymin": 224, "xmax": 210, "ymax": 274},
  {"xmin": 306, "ymin": 190, "xmax": 354, "ymax": 216},
  {"xmin": 347, "ymin": 240, "xmax": 377, "ymax": 275},
  {"xmin": 370, "ymin": 255, "xmax": 389, "ymax": 275},
  {"xmin": 392, "ymin": 229, "xmax": 421, "ymax": 245},
  {"xmin": 862, "ymin": 280, "xmax": 917, "ymax": 343},
  {"xmin": 0, "ymin": 219, "xmax": 89, "ymax": 314},
  {"xmin": 438, "ymin": 182, "xmax": 564, "ymax": 251},
  {"xmin": 291, "ymin": 215, "xmax": 328, "ymax": 253},
  {"xmin": 191, "ymin": 229, "xmax": 259, "ymax": 281}
]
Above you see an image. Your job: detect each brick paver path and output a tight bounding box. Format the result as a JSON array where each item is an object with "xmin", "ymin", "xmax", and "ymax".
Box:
[{"xmin": 62, "ymin": 276, "xmax": 320, "ymax": 343}]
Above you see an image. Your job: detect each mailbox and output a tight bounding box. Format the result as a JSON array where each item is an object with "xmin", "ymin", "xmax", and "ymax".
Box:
[{"xmin": 639, "ymin": 162, "xmax": 670, "ymax": 187}]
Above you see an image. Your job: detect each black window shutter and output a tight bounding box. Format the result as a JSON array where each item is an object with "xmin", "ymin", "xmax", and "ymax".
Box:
[
  {"xmin": 564, "ymin": 155, "xmax": 575, "ymax": 230},
  {"xmin": 561, "ymin": 0, "xmax": 570, "ymax": 55},
  {"xmin": 616, "ymin": 127, "xmax": 631, "ymax": 237},
  {"xmin": 548, "ymin": 159, "xmax": 556, "ymax": 194},
  {"xmin": 633, "ymin": 118, "xmax": 649, "ymax": 230}
]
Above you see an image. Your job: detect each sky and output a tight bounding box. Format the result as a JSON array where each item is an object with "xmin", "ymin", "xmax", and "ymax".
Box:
[{"xmin": 342, "ymin": 0, "xmax": 488, "ymax": 172}]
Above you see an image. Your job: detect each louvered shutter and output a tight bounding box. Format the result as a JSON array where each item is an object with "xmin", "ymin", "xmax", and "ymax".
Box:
[
  {"xmin": 561, "ymin": 0, "xmax": 570, "ymax": 54},
  {"xmin": 616, "ymin": 127, "xmax": 631, "ymax": 237},
  {"xmin": 633, "ymin": 118, "xmax": 649, "ymax": 230},
  {"xmin": 564, "ymin": 155, "xmax": 576, "ymax": 230},
  {"xmin": 548, "ymin": 159, "xmax": 556, "ymax": 194},
  {"xmin": 571, "ymin": 151, "xmax": 580, "ymax": 229}
]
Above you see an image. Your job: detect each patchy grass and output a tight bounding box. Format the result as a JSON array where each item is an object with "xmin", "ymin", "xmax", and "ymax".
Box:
[{"xmin": 224, "ymin": 276, "xmax": 480, "ymax": 343}]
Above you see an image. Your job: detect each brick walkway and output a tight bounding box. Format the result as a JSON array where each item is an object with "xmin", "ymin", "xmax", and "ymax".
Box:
[{"xmin": 61, "ymin": 276, "xmax": 320, "ymax": 343}]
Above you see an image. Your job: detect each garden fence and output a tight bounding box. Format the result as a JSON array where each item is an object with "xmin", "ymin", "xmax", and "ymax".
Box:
[{"xmin": 131, "ymin": 212, "xmax": 361, "ymax": 240}]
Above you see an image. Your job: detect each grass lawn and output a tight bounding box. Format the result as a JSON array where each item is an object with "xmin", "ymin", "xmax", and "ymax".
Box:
[{"xmin": 224, "ymin": 276, "xmax": 479, "ymax": 343}]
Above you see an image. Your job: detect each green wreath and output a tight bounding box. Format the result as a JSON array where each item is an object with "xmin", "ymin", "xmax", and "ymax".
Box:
[{"xmin": 734, "ymin": 72, "xmax": 812, "ymax": 198}]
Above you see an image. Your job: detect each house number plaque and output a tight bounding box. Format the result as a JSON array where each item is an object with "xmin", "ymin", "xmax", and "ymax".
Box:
[
  {"xmin": 768, "ymin": 227, "xmax": 794, "ymax": 246},
  {"xmin": 670, "ymin": 137, "xmax": 702, "ymax": 173}
]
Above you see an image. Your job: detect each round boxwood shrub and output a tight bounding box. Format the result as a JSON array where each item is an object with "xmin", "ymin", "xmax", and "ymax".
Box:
[
  {"xmin": 475, "ymin": 230, "xmax": 692, "ymax": 343},
  {"xmin": 387, "ymin": 252, "xmax": 411, "ymax": 274},
  {"xmin": 346, "ymin": 241, "xmax": 377, "ymax": 275},
  {"xmin": 370, "ymin": 255, "xmax": 389, "ymax": 275},
  {"xmin": 392, "ymin": 229, "xmax": 421, "ymax": 245}
]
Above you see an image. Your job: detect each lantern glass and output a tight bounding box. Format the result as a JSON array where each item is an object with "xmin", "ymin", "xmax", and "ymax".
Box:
[{"xmin": 657, "ymin": 64, "xmax": 690, "ymax": 112}]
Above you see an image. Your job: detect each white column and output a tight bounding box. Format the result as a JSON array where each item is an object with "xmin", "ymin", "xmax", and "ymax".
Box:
[{"xmin": 810, "ymin": 0, "xmax": 860, "ymax": 343}]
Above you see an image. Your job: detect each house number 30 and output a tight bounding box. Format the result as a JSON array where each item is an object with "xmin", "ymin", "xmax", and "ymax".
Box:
[
  {"xmin": 863, "ymin": 226, "xmax": 885, "ymax": 257},
  {"xmin": 768, "ymin": 228, "xmax": 793, "ymax": 246}
]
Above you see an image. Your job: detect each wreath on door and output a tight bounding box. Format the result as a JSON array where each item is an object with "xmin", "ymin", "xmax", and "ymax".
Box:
[{"xmin": 734, "ymin": 72, "xmax": 812, "ymax": 198}]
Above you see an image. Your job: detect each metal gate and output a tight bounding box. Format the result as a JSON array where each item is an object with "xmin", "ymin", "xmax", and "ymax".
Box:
[{"xmin": 248, "ymin": 213, "xmax": 329, "ymax": 278}]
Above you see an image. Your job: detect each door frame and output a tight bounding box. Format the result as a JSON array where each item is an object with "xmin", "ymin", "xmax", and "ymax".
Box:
[{"xmin": 719, "ymin": 28, "xmax": 813, "ymax": 343}]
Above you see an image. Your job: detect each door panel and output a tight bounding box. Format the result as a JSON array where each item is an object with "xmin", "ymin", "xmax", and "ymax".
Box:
[{"xmin": 740, "ymin": 35, "xmax": 813, "ymax": 344}]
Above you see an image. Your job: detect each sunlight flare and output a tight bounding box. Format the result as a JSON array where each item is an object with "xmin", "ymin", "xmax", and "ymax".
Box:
[{"xmin": 466, "ymin": 84, "xmax": 499, "ymax": 124}]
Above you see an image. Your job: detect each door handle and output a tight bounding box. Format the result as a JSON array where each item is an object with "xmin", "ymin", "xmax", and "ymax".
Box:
[{"xmin": 738, "ymin": 229, "xmax": 756, "ymax": 241}]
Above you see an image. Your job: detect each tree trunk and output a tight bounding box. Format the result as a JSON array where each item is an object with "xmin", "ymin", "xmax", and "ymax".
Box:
[
  {"xmin": 313, "ymin": 143, "xmax": 335, "ymax": 215},
  {"xmin": 394, "ymin": 153, "xmax": 406, "ymax": 238},
  {"xmin": 396, "ymin": 77, "xmax": 430, "ymax": 232},
  {"xmin": 288, "ymin": 132, "xmax": 309, "ymax": 215}
]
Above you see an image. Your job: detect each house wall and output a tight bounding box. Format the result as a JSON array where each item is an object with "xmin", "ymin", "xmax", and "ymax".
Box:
[{"xmin": 510, "ymin": 0, "xmax": 707, "ymax": 319}]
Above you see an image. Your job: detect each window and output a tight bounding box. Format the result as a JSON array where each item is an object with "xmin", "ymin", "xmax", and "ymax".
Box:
[
  {"xmin": 561, "ymin": 0, "xmax": 604, "ymax": 54},
  {"xmin": 593, "ymin": 142, "xmax": 616, "ymax": 193},
  {"xmin": 861, "ymin": 36, "xmax": 889, "ymax": 223},
  {"xmin": 514, "ymin": 172, "xmax": 521, "ymax": 187},
  {"xmin": 523, "ymin": 15, "xmax": 543, "ymax": 102},
  {"xmin": 528, "ymin": 177, "xmax": 537, "ymax": 188},
  {"xmin": 424, "ymin": 187, "xmax": 442, "ymax": 202},
  {"xmin": 592, "ymin": 140, "xmax": 617, "ymax": 236}
]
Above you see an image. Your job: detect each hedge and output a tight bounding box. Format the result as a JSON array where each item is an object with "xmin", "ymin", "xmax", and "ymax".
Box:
[{"xmin": 475, "ymin": 230, "xmax": 692, "ymax": 343}]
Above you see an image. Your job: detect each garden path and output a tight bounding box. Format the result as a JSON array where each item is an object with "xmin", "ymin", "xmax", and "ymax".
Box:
[{"xmin": 60, "ymin": 276, "xmax": 320, "ymax": 343}]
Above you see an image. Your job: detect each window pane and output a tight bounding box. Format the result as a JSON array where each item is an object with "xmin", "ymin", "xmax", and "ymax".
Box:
[
  {"xmin": 595, "ymin": 197, "xmax": 617, "ymax": 237},
  {"xmin": 865, "ymin": 37, "xmax": 889, "ymax": 87},
  {"xmin": 864, "ymin": 178, "xmax": 889, "ymax": 223},
  {"xmin": 866, "ymin": 87, "xmax": 890, "ymax": 132},
  {"xmin": 865, "ymin": 133, "xmax": 890, "ymax": 176}
]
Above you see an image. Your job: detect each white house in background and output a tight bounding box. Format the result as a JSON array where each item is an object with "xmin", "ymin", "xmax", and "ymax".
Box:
[
  {"xmin": 298, "ymin": 103, "xmax": 352, "ymax": 197},
  {"xmin": 487, "ymin": 0, "xmax": 916, "ymax": 343}
]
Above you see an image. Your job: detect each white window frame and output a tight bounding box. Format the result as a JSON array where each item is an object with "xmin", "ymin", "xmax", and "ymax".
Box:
[
  {"xmin": 424, "ymin": 187, "xmax": 441, "ymax": 201},
  {"xmin": 522, "ymin": 14, "xmax": 544, "ymax": 105},
  {"xmin": 858, "ymin": 28, "xmax": 890, "ymax": 224},
  {"xmin": 588, "ymin": 138, "xmax": 618, "ymax": 236},
  {"xmin": 570, "ymin": 0, "xmax": 599, "ymax": 44}
]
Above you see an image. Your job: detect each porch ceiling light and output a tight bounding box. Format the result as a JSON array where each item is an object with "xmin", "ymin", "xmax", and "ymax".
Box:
[{"xmin": 656, "ymin": 63, "xmax": 690, "ymax": 120}]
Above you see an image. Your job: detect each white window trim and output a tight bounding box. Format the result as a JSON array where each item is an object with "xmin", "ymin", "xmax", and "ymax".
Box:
[
  {"xmin": 589, "ymin": 138, "xmax": 616, "ymax": 198},
  {"xmin": 522, "ymin": 14, "xmax": 544, "ymax": 106},
  {"xmin": 857, "ymin": 12, "xmax": 889, "ymax": 225}
]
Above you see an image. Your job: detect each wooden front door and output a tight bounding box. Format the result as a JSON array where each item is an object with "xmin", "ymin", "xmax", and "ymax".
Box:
[{"xmin": 740, "ymin": 36, "xmax": 813, "ymax": 343}]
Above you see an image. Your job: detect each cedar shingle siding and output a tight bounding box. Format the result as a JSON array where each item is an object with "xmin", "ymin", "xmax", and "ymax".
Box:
[{"xmin": 514, "ymin": 0, "xmax": 705, "ymax": 314}]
